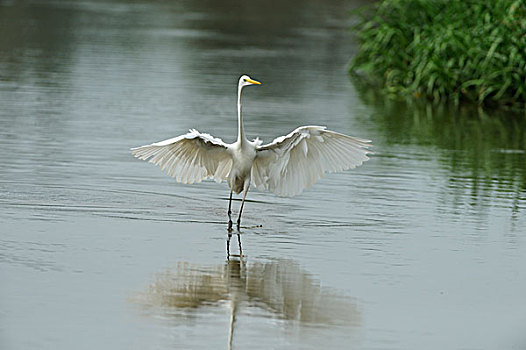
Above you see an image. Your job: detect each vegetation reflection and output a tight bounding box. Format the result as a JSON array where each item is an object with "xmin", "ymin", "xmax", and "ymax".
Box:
[{"xmin": 356, "ymin": 83, "xmax": 525, "ymax": 219}]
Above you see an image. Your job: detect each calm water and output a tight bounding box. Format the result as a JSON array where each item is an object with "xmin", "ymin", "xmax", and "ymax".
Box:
[{"xmin": 1, "ymin": 1, "xmax": 525, "ymax": 349}]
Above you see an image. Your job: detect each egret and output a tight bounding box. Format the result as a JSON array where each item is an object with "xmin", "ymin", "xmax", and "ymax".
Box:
[{"xmin": 131, "ymin": 75, "xmax": 371, "ymax": 229}]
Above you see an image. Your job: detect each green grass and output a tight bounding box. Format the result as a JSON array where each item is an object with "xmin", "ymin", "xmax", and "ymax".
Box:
[{"xmin": 349, "ymin": 0, "xmax": 526, "ymax": 108}]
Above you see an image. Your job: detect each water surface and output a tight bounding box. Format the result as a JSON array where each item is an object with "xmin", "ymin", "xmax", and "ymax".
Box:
[{"xmin": 1, "ymin": 1, "xmax": 525, "ymax": 349}]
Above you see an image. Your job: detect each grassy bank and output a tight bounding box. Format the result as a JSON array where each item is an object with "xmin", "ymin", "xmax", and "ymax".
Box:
[{"xmin": 349, "ymin": 0, "xmax": 526, "ymax": 108}]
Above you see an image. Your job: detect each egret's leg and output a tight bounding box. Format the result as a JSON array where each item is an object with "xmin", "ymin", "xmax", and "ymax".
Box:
[
  {"xmin": 227, "ymin": 189, "xmax": 234, "ymax": 229},
  {"xmin": 236, "ymin": 184, "xmax": 250, "ymax": 229}
]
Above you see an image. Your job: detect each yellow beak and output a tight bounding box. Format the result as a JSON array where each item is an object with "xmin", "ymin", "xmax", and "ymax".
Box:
[{"xmin": 246, "ymin": 78, "xmax": 262, "ymax": 85}]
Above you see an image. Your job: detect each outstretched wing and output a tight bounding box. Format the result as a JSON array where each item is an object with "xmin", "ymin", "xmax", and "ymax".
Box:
[
  {"xmin": 131, "ymin": 129, "xmax": 232, "ymax": 184},
  {"xmin": 251, "ymin": 126, "xmax": 371, "ymax": 197}
]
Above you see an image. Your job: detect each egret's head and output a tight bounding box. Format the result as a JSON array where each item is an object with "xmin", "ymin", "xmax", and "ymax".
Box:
[{"xmin": 239, "ymin": 74, "xmax": 262, "ymax": 89}]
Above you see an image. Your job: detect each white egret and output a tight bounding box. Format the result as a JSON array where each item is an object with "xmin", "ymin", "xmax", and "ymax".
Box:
[{"xmin": 131, "ymin": 75, "xmax": 371, "ymax": 229}]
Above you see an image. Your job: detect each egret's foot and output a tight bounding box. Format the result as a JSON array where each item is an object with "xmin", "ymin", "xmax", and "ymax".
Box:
[
  {"xmin": 226, "ymin": 230, "xmax": 234, "ymax": 259},
  {"xmin": 228, "ymin": 220, "xmax": 233, "ymax": 230}
]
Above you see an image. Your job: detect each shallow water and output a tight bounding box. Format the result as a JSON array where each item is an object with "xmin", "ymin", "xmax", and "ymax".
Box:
[{"xmin": 1, "ymin": 1, "xmax": 525, "ymax": 349}]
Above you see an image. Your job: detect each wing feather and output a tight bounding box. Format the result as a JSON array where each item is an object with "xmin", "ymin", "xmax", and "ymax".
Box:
[
  {"xmin": 252, "ymin": 126, "xmax": 371, "ymax": 197},
  {"xmin": 131, "ymin": 129, "xmax": 232, "ymax": 184}
]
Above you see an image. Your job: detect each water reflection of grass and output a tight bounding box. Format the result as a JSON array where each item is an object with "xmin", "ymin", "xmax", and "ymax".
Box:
[{"xmin": 357, "ymin": 84, "xmax": 526, "ymax": 198}]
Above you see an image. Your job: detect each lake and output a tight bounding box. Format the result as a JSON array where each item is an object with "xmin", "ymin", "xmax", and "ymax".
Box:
[{"xmin": 1, "ymin": 1, "xmax": 525, "ymax": 349}]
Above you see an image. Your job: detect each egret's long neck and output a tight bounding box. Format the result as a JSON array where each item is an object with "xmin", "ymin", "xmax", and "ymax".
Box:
[{"xmin": 237, "ymin": 85, "xmax": 245, "ymax": 144}]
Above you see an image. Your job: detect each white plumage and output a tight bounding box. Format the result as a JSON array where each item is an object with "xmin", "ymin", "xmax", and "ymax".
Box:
[
  {"xmin": 252, "ymin": 125, "xmax": 371, "ymax": 197},
  {"xmin": 131, "ymin": 75, "xmax": 371, "ymax": 229},
  {"xmin": 131, "ymin": 129, "xmax": 232, "ymax": 185}
]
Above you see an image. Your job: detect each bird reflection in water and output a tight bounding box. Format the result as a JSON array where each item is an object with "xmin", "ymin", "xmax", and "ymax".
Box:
[
  {"xmin": 133, "ymin": 232, "xmax": 360, "ymax": 349},
  {"xmin": 226, "ymin": 228, "xmax": 243, "ymax": 260}
]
